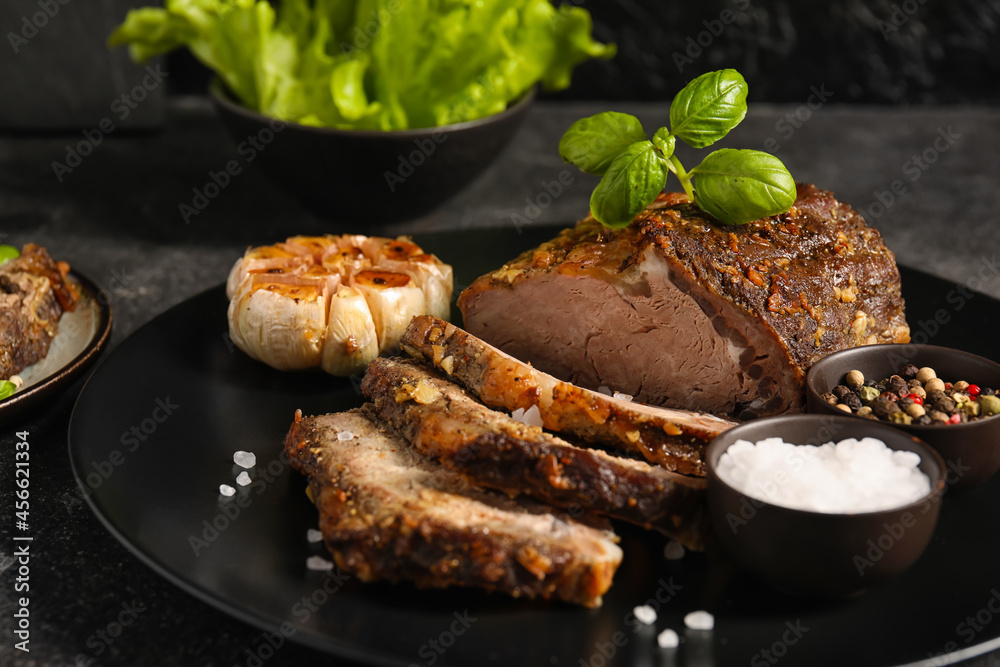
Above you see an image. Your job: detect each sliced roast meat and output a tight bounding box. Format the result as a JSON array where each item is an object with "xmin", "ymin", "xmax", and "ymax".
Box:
[
  {"xmin": 361, "ymin": 357, "xmax": 709, "ymax": 548},
  {"xmin": 284, "ymin": 407, "xmax": 622, "ymax": 607},
  {"xmin": 458, "ymin": 184, "xmax": 910, "ymax": 418},
  {"xmin": 401, "ymin": 315, "xmax": 735, "ymax": 475}
]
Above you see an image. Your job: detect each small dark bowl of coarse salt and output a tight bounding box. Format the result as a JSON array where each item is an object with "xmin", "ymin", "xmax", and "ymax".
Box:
[
  {"xmin": 706, "ymin": 414, "xmax": 946, "ymax": 599},
  {"xmin": 807, "ymin": 344, "xmax": 1000, "ymax": 491}
]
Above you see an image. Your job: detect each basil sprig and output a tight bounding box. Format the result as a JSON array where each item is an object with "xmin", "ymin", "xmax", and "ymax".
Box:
[{"xmin": 559, "ymin": 69, "xmax": 796, "ymax": 227}]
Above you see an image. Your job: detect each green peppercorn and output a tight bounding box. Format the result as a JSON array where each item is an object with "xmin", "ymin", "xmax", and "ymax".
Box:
[
  {"xmin": 857, "ymin": 406, "xmax": 874, "ymax": 418},
  {"xmin": 980, "ymin": 395, "xmax": 1000, "ymax": 416},
  {"xmin": 889, "ymin": 411, "xmax": 913, "ymax": 425},
  {"xmin": 963, "ymin": 400, "xmax": 980, "ymax": 417},
  {"xmin": 858, "ymin": 386, "xmax": 881, "ymax": 404}
]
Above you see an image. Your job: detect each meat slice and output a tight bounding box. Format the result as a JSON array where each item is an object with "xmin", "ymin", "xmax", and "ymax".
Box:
[
  {"xmin": 401, "ymin": 315, "xmax": 735, "ymax": 475},
  {"xmin": 0, "ymin": 244, "xmax": 78, "ymax": 379},
  {"xmin": 458, "ymin": 184, "xmax": 910, "ymax": 419},
  {"xmin": 361, "ymin": 357, "xmax": 709, "ymax": 548},
  {"xmin": 284, "ymin": 407, "xmax": 622, "ymax": 607}
]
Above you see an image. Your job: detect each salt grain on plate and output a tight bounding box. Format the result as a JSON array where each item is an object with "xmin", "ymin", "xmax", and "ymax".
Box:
[
  {"xmin": 307, "ymin": 529, "xmax": 323, "ymax": 543},
  {"xmin": 306, "ymin": 555, "xmax": 334, "ymax": 571},
  {"xmin": 684, "ymin": 611, "xmax": 714, "ymax": 631},
  {"xmin": 633, "ymin": 605, "xmax": 657, "ymax": 625},
  {"xmin": 511, "ymin": 405, "xmax": 543, "ymax": 427},
  {"xmin": 233, "ymin": 450, "xmax": 256, "ymax": 468},
  {"xmin": 657, "ymin": 629, "xmax": 679, "ymax": 649},
  {"xmin": 219, "ymin": 484, "xmax": 236, "ymax": 497},
  {"xmin": 716, "ymin": 437, "xmax": 931, "ymax": 513},
  {"xmin": 337, "ymin": 431, "xmax": 354, "ymax": 441},
  {"xmin": 663, "ymin": 540, "xmax": 685, "ymax": 560},
  {"xmin": 613, "ymin": 391, "xmax": 633, "ymax": 402},
  {"xmin": 236, "ymin": 471, "xmax": 252, "ymax": 486}
]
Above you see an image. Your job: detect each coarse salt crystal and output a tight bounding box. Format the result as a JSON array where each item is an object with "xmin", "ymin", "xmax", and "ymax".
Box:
[
  {"xmin": 657, "ymin": 628, "xmax": 680, "ymax": 649},
  {"xmin": 511, "ymin": 405, "xmax": 543, "ymax": 427},
  {"xmin": 307, "ymin": 529, "xmax": 323, "ymax": 543},
  {"xmin": 613, "ymin": 391, "xmax": 634, "ymax": 402},
  {"xmin": 306, "ymin": 555, "xmax": 334, "ymax": 571},
  {"xmin": 219, "ymin": 484, "xmax": 236, "ymax": 497},
  {"xmin": 233, "ymin": 450, "xmax": 256, "ymax": 468},
  {"xmin": 663, "ymin": 540, "xmax": 685, "ymax": 560},
  {"xmin": 337, "ymin": 431, "xmax": 354, "ymax": 441},
  {"xmin": 716, "ymin": 437, "xmax": 931, "ymax": 513},
  {"xmin": 633, "ymin": 605, "xmax": 657, "ymax": 625},
  {"xmin": 684, "ymin": 611, "xmax": 714, "ymax": 631},
  {"xmin": 236, "ymin": 471, "xmax": 251, "ymax": 486}
]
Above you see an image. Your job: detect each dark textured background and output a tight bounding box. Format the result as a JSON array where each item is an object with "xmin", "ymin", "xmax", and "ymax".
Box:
[{"xmin": 162, "ymin": 0, "xmax": 1000, "ymax": 105}]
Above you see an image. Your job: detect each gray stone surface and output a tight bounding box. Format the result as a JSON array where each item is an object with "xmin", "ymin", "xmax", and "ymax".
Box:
[{"xmin": 1, "ymin": 98, "xmax": 999, "ymax": 667}]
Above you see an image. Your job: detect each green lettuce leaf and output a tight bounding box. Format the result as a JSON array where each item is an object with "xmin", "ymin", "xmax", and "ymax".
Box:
[{"xmin": 108, "ymin": 0, "xmax": 614, "ymax": 130}]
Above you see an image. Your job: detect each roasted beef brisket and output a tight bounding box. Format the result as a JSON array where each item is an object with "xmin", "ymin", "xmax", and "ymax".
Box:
[
  {"xmin": 284, "ymin": 407, "xmax": 622, "ymax": 607},
  {"xmin": 361, "ymin": 356, "xmax": 709, "ymax": 548},
  {"xmin": 458, "ymin": 185, "xmax": 910, "ymax": 418},
  {"xmin": 401, "ymin": 315, "xmax": 735, "ymax": 475},
  {"xmin": 0, "ymin": 244, "xmax": 78, "ymax": 379}
]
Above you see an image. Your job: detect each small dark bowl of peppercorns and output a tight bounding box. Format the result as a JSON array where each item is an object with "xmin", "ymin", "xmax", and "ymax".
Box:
[{"xmin": 807, "ymin": 344, "xmax": 1000, "ymax": 491}]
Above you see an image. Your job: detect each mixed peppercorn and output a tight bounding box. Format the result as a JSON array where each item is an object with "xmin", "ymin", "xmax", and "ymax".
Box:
[{"xmin": 822, "ymin": 364, "xmax": 1000, "ymax": 426}]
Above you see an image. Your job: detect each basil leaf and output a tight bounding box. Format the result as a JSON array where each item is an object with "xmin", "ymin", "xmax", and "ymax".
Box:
[
  {"xmin": 589, "ymin": 141, "xmax": 669, "ymax": 228},
  {"xmin": 691, "ymin": 149, "xmax": 797, "ymax": 225},
  {"xmin": 559, "ymin": 112, "xmax": 648, "ymax": 175},
  {"xmin": 670, "ymin": 69, "xmax": 748, "ymax": 149},
  {"xmin": 651, "ymin": 128, "xmax": 675, "ymax": 159}
]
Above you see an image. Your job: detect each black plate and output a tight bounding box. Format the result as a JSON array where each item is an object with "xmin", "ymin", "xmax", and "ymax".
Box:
[
  {"xmin": 1, "ymin": 271, "xmax": 112, "ymax": 423},
  {"xmin": 69, "ymin": 227, "xmax": 1000, "ymax": 667}
]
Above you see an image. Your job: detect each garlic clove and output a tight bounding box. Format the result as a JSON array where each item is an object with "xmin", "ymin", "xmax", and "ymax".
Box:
[
  {"xmin": 322, "ymin": 286, "xmax": 379, "ymax": 376},
  {"xmin": 352, "ymin": 269, "xmax": 425, "ymax": 352},
  {"xmin": 232, "ymin": 280, "xmax": 326, "ymax": 370}
]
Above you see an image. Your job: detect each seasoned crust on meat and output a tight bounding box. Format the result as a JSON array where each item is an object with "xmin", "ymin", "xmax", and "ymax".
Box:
[
  {"xmin": 458, "ymin": 184, "xmax": 909, "ymax": 418},
  {"xmin": 401, "ymin": 315, "xmax": 735, "ymax": 475},
  {"xmin": 284, "ymin": 407, "xmax": 622, "ymax": 607},
  {"xmin": 361, "ymin": 357, "xmax": 709, "ymax": 548}
]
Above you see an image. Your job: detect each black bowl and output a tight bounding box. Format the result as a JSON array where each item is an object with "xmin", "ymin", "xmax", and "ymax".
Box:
[
  {"xmin": 706, "ymin": 414, "xmax": 945, "ymax": 599},
  {"xmin": 807, "ymin": 344, "xmax": 1000, "ymax": 491},
  {"xmin": 208, "ymin": 78, "xmax": 534, "ymax": 225}
]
